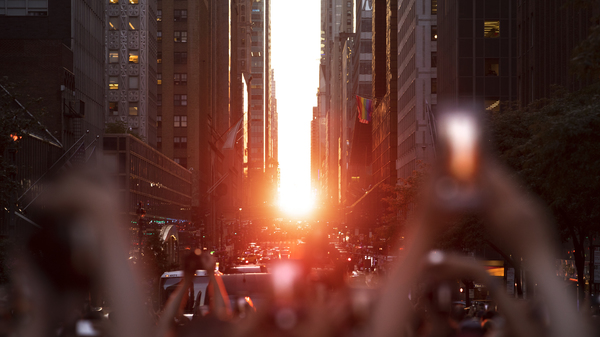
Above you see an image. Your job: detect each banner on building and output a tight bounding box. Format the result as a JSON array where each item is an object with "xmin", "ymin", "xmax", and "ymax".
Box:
[{"xmin": 356, "ymin": 95, "xmax": 372, "ymax": 124}]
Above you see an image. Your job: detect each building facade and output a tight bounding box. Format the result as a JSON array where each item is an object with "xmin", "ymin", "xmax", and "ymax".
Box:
[
  {"xmin": 320, "ymin": 0, "xmax": 355, "ymax": 206},
  {"xmin": 102, "ymin": 134, "xmax": 192, "ymax": 254},
  {"xmin": 437, "ymin": 0, "xmax": 518, "ymax": 115},
  {"xmin": 0, "ymin": 0, "xmax": 105, "ymax": 233},
  {"xmin": 156, "ymin": 0, "xmax": 214, "ymax": 247},
  {"xmin": 370, "ymin": 0, "xmax": 397, "ymax": 186},
  {"xmin": 105, "ymin": 0, "xmax": 158, "ymax": 147},
  {"xmin": 516, "ymin": 0, "xmax": 597, "ymax": 106},
  {"xmin": 395, "ymin": 0, "xmax": 437, "ymax": 180}
]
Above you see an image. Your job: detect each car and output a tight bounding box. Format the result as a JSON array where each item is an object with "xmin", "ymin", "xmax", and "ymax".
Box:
[{"xmin": 245, "ymin": 254, "xmax": 257, "ymax": 264}]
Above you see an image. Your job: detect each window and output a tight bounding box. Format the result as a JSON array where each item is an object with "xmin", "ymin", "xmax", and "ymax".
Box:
[
  {"xmin": 484, "ymin": 21, "xmax": 500, "ymax": 38},
  {"xmin": 157, "ymin": 52, "xmax": 162, "ymax": 64},
  {"xmin": 109, "ymin": 51, "xmax": 119, "ymax": 63},
  {"xmin": 174, "ymin": 158, "xmax": 180, "ymax": 164},
  {"xmin": 485, "ymin": 58, "xmax": 499, "ymax": 76},
  {"xmin": 361, "ymin": 19, "xmax": 372, "ymax": 32},
  {"xmin": 431, "ymin": 0, "xmax": 437, "ymax": 15},
  {"xmin": 174, "ymin": 115, "xmax": 187, "ymax": 127},
  {"xmin": 109, "ymin": 77, "xmax": 119, "ymax": 90},
  {"xmin": 174, "ymin": 52, "xmax": 187, "ymax": 64},
  {"xmin": 157, "ymin": 31, "xmax": 162, "ymax": 42},
  {"xmin": 157, "ymin": 95, "xmax": 162, "ymax": 107},
  {"xmin": 1, "ymin": 0, "xmax": 49, "ymax": 16},
  {"xmin": 157, "ymin": 73, "xmax": 162, "ymax": 85},
  {"xmin": 157, "ymin": 10, "xmax": 162, "ymax": 21},
  {"xmin": 109, "ymin": 102, "xmax": 119, "ymax": 115},
  {"xmin": 129, "ymin": 17, "xmax": 140, "ymax": 30},
  {"xmin": 109, "ymin": 17, "xmax": 119, "ymax": 30},
  {"xmin": 174, "ymin": 73, "xmax": 187, "ymax": 85},
  {"xmin": 129, "ymin": 77, "xmax": 139, "ymax": 89},
  {"xmin": 157, "ymin": 137, "xmax": 162, "ymax": 149},
  {"xmin": 129, "ymin": 103, "xmax": 138, "ymax": 116},
  {"xmin": 174, "ymin": 137, "xmax": 187, "ymax": 149},
  {"xmin": 360, "ymin": 43, "xmax": 372, "ymax": 53},
  {"xmin": 174, "ymin": 9, "xmax": 187, "ymax": 21},
  {"xmin": 129, "ymin": 0, "xmax": 138, "ymax": 4},
  {"xmin": 157, "ymin": 115, "xmax": 162, "ymax": 127},
  {"xmin": 359, "ymin": 61, "xmax": 371, "ymax": 74},
  {"xmin": 431, "ymin": 51, "xmax": 437, "ymax": 68},
  {"xmin": 174, "ymin": 31, "xmax": 188, "ymax": 43},
  {"xmin": 431, "ymin": 26, "xmax": 438, "ymax": 40},
  {"xmin": 347, "ymin": 1, "xmax": 351, "ymax": 8},
  {"xmin": 174, "ymin": 95, "xmax": 187, "ymax": 106},
  {"xmin": 129, "ymin": 50, "xmax": 139, "ymax": 63},
  {"xmin": 431, "ymin": 78, "xmax": 437, "ymax": 94}
]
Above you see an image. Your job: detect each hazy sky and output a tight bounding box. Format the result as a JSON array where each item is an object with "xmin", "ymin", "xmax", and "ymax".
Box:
[{"xmin": 271, "ymin": 0, "xmax": 320, "ymax": 214}]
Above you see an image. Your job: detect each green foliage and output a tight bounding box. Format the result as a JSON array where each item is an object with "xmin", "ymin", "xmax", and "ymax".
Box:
[
  {"xmin": 378, "ymin": 161, "xmax": 429, "ymax": 245},
  {"xmin": 104, "ymin": 120, "xmax": 128, "ymax": 134},
  {"xmin": 489, "ymin": 83, "xmax": 600, "ymax": 239},
  {"xmin": 105, "ymin": 120, "xmax": 145, "ymax": 142},
  {"xmin": 570, "ymin": 0, "xmax": 600, "ymax": 79},
  {"xmin": 437, "ymin": 215, "xmax": 486, "ymax": 253}
]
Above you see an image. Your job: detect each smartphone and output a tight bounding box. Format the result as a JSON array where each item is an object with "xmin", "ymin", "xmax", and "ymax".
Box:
[{"xmin": 436, "ymin": 112, "xmax": 481, "ymax": 210}]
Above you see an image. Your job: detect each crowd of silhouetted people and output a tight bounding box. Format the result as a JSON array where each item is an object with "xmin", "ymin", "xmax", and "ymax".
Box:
[{"xmin": 2, "ymin": 115, "xmax": 600, "ymax": 337}]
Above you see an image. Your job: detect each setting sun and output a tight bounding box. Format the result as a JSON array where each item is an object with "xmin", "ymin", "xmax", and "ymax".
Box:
[{"xmin": 272, "ymin": 0, "xmax": 320, "ymax": 217}]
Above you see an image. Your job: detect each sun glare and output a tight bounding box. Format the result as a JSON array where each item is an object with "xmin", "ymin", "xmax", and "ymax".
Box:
[
  {"xmin": 272, "ymin": 0, "xmax": 320, "ymax": 218},
  {"xmin": 279, "ymin": 187, "xmax": 314, "ymax": 216}
]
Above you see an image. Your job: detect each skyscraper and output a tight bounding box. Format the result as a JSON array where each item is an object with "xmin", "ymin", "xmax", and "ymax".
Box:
[
  {"xmin": 105, "ymin": 0, "xmax": 158, "ymax": 147},
  {"xmin": 0, "ymin": 0, "xmax": 105, "ymax": 233},
  {"xmin": 437, "ymin": 0, "xmax": 518, "ymax": 115},
  {"xmin": 320, "ymin": 0, "xmax": 355, "ymax": 205},
  {"xmin": 246, "ymin": 0, "xmax": 274, "ymax": 210},
  {"xmin": 395, "ymin": 0, "xmax": 437, "ymax": 180},
  {"xmin": 156, "ymin": 0, "xmax": 214, "ymax": 245}
]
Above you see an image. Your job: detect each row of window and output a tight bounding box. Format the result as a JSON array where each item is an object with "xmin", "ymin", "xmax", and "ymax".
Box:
[
  {"xmin": 156, "ymin": 138, "xmax": 187, "ymax": 148},
  {"xmin": 109, "ymin": 76, "xmax": 140, "ymax": 90},
  {"xmin": 156, "ymin": 73, "xmax": 187, "ymax": 85},
  {"xmin": 156, "ymin": 31, "xmax": 187, "ymax": 42},
  {"xmin": 429, "ymin": 22, "xmax": 500, "ymax": 41},
  {"xmin": 157, "ymin": 115, "xmax": 188, "ymax": 128},
  {"xmin": 108, "ymin": 16, "xmax": 140, "ymax": 31},
  {"xmin": 156, "ymin": 9, "xmax": 187, "ymax": 21},
  {"xmin": 157, "ymin": 52, "xmax": 188, "ymax": 64},
  {"xmin": 109, "ymin": 0, "xmax": 139, "ymax": 4},
  {"xmin": 108, "ymin": 102, "xmax": 138, "ymax": 116},
  {"xmin": 109, "ymin": 51, "xmax": 138, "ymax": 64}
]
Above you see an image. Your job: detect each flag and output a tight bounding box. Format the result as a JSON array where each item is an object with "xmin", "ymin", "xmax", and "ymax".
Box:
[
  {"xmin": 356, "ymin": 95, "xmax": 372, "ymax": 124},
  {"xmin": 222, "ymin": 118, "xmax": 243, "ymax": 149}
]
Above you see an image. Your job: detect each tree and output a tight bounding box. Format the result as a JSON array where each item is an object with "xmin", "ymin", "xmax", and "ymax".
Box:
[
  {"xmin": 487, "ymin": 83, "xmax": 600, "ymax": 302},
  {"xmin": 378, "ymin": 161, "xmax": 429, "ymax": 248},
  {"xmin": 105, "ymin": 120, "xmax": 145, "ymax": 141}
]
